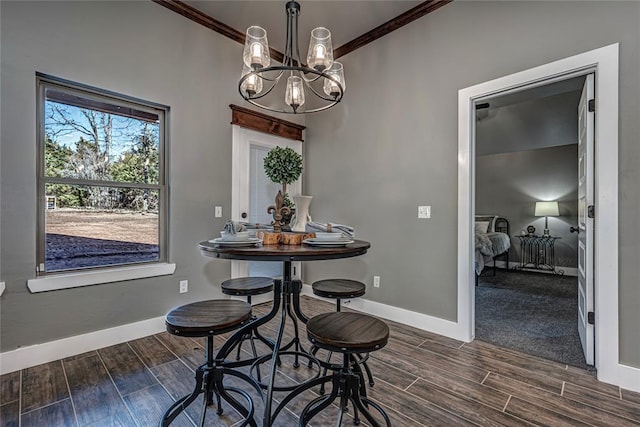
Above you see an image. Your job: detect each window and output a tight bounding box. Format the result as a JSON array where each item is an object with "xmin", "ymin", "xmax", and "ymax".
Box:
[{"xmin": 36, "ymin": 74, "xmax": 169, "ymax": 274}]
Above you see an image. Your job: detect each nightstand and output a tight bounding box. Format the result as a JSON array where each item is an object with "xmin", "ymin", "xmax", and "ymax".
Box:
[{"xmin": 515, "ymin": 235, "xmax": 563, "ymax": 275}]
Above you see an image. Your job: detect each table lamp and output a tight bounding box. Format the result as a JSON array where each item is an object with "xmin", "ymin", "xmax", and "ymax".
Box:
[{"xmin": 535, "ymin": 201, "xmax": 559, "ymax": 236}]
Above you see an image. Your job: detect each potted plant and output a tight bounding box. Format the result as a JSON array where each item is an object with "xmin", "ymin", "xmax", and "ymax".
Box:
[{"xmin": 263, "ymin": 146, "xmax": 303, "ymax": 231}]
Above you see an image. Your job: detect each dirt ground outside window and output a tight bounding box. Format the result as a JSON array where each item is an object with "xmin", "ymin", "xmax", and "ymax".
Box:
[
  {"xmin": 46, "ymin": 209, "xmax": 159, "ymax": 244},
  {"xmin": 45, "ymin": 209, "xmax": 160, "ymax": 271}
]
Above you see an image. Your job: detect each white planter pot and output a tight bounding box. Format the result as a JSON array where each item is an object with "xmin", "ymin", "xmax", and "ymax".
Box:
[{"xmin": 290, "ymin": 195, "xmax": 312, "ymax": 232}]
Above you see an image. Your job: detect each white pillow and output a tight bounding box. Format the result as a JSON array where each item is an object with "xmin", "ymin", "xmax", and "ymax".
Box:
[
  {"xmin": 475, "ymin": 215, "xmax": 498, "ymax": 232},
  {"xmin": 475, "ymin": 221, "xmax": 490, "ymax": 234}
]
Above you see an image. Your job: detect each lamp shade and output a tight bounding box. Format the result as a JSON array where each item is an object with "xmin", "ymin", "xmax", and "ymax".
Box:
[{"xmin": 535, "ymin": 201, "xmax": 559, "ymax": 217}]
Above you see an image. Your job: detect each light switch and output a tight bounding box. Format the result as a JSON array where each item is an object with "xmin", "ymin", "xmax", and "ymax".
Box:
[{"xmin": 418, "ymin": 205, "xmax": 431, "ymax": 219}]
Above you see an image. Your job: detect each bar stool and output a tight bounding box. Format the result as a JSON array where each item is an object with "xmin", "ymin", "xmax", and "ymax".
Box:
[
  {"xmin": 221, "ymin": 277, "xmax": 274, "ymax": 362},
  {"xmin": 311, "ymin": 279, "xmax": 366, "ymax": 312},
  {"xmin": 160, "ymin": 299, "xmax": 258, "ymax": 427},
  {"xmin": 309, "ymin": 279, "xmax": 374, "ymax": 393},
  {"xmin": 301, "ymin": 312, "xmax": 391, "ymax": 427}
]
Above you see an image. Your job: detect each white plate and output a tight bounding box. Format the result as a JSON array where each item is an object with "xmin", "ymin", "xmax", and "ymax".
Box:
[
  {"xmin": 208, "ymin": 237, "xmax": 262, "ymax": 247},
  {"xmin": 303, "ymin": 238, "xmax": 355, "ymax": 247}
]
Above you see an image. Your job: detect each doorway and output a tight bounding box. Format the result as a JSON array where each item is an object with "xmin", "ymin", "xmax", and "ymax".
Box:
[
  {"xmin": 472, "ymin": 75, "xmax": 589, "ymax": 368},
  {"xmin": 456, "ymin": 44, "xmax": 620, "ymax": 384}
]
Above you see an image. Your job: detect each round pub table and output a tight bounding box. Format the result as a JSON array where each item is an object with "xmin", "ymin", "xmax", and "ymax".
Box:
[{"xmin": 198, "ymin": 239, "xmax": 371, "ymax": 427}]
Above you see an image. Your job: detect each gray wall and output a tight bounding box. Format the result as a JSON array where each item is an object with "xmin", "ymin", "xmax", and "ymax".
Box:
[
  {"xmin": 304, "ymin": 1, "xmax": 640, "ymax": 367},
  {"xmin": 1, "ymin": 1, "xmax": 639, "ymax": 369},
  {"xmin": 0, "ymin": 1, "xmax": 286, "ymax": 351},
  {"xmin": 476, "ymin": 145, "xmax": 579, "ymax": 269}
]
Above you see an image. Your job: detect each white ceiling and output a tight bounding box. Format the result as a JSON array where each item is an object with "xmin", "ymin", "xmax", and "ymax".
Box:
[{"xmin": 183, "ymin": 1, "xmax": 423, "ymax": 52}]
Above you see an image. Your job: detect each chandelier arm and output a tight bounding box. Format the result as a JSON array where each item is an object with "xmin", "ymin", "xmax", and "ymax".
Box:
[
  {"xmin": 284, "ymin": 1, "xmax": 296, "ymax": 67},
  {"xmin": 253, "ymin": 68, "xmax": 286, "ymax": 83},
  {"xmin": 304, "ymin": 79, "xmax": 343, "ymax": 102},
  {"xmin": 240, "ymin": 65, "xmax": 342, "ymax": 106},
  {"xmin": 302, "ymin": 72, "xmax": 322, "ymax": 83},
  {"xmin": 284, "ymin": 11, "xmax": 291, "ymax": 66},
  {"xmin": 293, "ymin": 4, "xmax": 303, "ymax": 67},
  {"xmin": 244, "ymin": 98, "xmax": 341, "ymax": 114}
]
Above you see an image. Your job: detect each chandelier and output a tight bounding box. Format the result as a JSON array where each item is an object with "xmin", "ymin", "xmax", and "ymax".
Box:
[{"xmin": 239, "ymin": 1, "xmax": 345, "ymax": 114}]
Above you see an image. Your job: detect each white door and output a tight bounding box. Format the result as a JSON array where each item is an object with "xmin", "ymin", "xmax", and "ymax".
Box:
[
  {"xmin": 231, "ymin": 126, "xmax": 302, "ymax": 303},
  {"xmin": 577, "ymin": 74, "xmax": 595, "ymax": 365}
]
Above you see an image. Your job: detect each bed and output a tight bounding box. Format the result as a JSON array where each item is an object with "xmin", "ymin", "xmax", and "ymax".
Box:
[{"xmin": 475, "ymin": 216, "xmax": 511, "ymax": 279}]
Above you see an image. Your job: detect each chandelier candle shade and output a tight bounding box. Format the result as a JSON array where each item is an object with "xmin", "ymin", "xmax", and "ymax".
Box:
[
  {"xmin": 239, "ymin": 1, "xmax": 345, "ymax": 114},
  {"xmin": 534, "ymin": 201, "xmax": 560, "ymax": 236}
]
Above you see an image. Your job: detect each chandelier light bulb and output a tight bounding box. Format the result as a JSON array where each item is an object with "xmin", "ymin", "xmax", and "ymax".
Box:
[
  {"xmin": 323, "ymin": 62, "xmax": 345, "ymax": 98},
  {"xmin": 243, "ymin": 26, "xmax": 270, "ymax": 70},
  {"xmin": 240, "ymin": 66, "xmax": 263, "ymax": 96},
  {"xmin": 314, "ymin": 45, "xmax": 325, "ymax": 60},
  {"xmin": 250, "ymin": 44, "xmax": 263, "ymax": 66},
  {"xmin": 307, "ymin": 27, "xmax": 333, "ymax": 72},
  {"xmin": 285, "ymin": 76, "xmax": 305, "ymax": 112}
]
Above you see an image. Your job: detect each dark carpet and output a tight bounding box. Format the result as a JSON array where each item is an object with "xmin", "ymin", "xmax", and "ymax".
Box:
[{"xmin": 476, "ymin": 269, "xmax": 590, "ymax": 370}]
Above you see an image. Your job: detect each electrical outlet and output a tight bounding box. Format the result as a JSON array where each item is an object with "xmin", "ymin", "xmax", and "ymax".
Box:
[
  {"xmin": 214, "ymin": 206, "xmax": 223, "ymax": 218},
  {"xmin": 179, "ymin": 280, "xmax": 188, "ymax": 294},
  {"xmin": 373, "ymin": 276, "xmax": 381, "ymax": 288},
  {"xmin": 418, "ymin": 205, "xmax": 431, "ymax": 219}
]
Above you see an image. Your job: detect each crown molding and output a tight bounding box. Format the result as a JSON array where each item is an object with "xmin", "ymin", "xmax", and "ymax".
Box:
[
  {"xmin": 151, "ymin": 0, "xmax": 285, "ymax": 63},
  {"xmin": 152, "ymin": 0, "xmax": 453, "ymax": 61},
  {"xmin": 334, "ymin": 0, "xmax": 453, "ymax": 59}
]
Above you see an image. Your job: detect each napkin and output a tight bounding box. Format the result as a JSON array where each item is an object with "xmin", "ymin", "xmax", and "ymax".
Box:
[
  {"xmin": 223, "ymin": 220, "xmax": 246, "ymax": 234},
  {"xmin": 306, "ymin": 219, "xmax": 355, "ymax": 238}
]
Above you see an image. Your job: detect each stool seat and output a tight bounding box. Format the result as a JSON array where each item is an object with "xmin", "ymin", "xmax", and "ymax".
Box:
[
  {"xmin": 311, "ymin": 279, "xmax": 366, "ymax": 299},
  {"xmin": 165, "ymin": 300, "xmax": 252, "ymax": 337},
  {"xmin": 307, "ymin": 312, "xmax": 389, "ymax": 353},
  {"xmin": 221, "ymin": 277, "xmax": 274, "ymax": 296}
]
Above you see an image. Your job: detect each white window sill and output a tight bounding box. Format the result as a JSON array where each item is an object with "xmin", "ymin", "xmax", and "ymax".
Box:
[{"xmin": 27, "ymin": 263, "xmax": 176, "ymax": 293}]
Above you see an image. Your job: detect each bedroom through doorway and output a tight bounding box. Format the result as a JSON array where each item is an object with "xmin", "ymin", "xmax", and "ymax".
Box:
[{"xmin": 472, "ymin": 76, "xmax": 592, "ymax": 370}]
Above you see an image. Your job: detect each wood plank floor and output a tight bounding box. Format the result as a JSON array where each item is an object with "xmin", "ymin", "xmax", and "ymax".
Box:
[{"xmin": 1, "ymin": 295, "xmax": 639, "ymax": 426}]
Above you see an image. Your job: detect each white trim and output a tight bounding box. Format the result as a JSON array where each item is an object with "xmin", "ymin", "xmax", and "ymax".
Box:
[
  {"xmin": 301, "ymin": 284, "xmax": 464, "ymax": 340},
  {"xmin": 27, "ymin": 262, "xmax": 176, "ymax": 292},
  {"xmin": 3, "ymin": 294, "xmax": 637, "ymax": 392},
  {"xmin": 616, "ymin": 364, "xmax": 640, "ymax": 393},
  {"xmin": 0, "ymin": 315, "xmax": 166, "ymax": 375},
  {"xmin": 458, "ymin": 44, "xmax": 619, "ymax": 384}
]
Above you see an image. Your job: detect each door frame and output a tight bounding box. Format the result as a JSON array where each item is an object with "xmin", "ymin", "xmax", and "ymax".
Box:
[{"xmin": 457, "ymin": 44, "xmax": 619, "ymax": 383}]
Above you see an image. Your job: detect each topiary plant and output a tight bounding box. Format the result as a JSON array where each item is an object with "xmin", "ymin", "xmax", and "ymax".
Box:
[
  {"xmin": 263, "ymin": 146, "xmax": 303, "ymax": 231},
  {"xmin": 263, "ymin": 146, "xmax": 303, "ymax": 196}
]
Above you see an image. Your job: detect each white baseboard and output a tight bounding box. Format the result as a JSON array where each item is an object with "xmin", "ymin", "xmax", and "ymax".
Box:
[
  {"xmin": 0, "ymin": 316, "xmax": 165, "ymax": 375},
  {"xmin": 604, "ymin": 363, "xmax": 640, "ymax": 393},
  {"xmin": 2, "ymin": 289, "xmax": 637, "ymax": 393},
  {"xmin": 302, "ymin": 284, "xmax": 639, "ymax": 392},
  {"xmin": 301, "ymin": 284, "xmax": 465, "ymax": 341}
]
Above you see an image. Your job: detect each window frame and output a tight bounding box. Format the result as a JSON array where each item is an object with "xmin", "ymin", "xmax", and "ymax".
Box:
[{"xmin": 35, "ymin": 73, "xmax": 170, "ymax": 278}]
